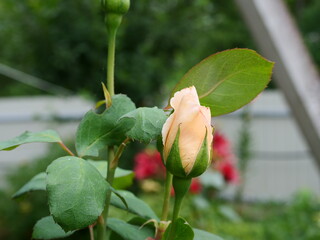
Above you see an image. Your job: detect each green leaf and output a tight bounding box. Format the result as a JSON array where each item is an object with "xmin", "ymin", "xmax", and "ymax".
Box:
[
  {"xmin": 193, "ymin": 229, "xmax": 224, "ymax": 240},
  {"xmin": 46, "ymin": 156, "xmax": 109, "ymax": 231},
  {"xmin": 110, "ymin": 190, "xmax": 159, "ymax": 220},
  {"xmin": 113, "ymin": 171, "xmax": 134, "ymax": 189},
  {"xmin": 163, "ymin": 217, "xmax": 194, "ymax": 240},
  {"xmin": 170, "ymin": 49, "xmax": 274, "ymax": 116},
  {"xmin": 75, "ymin": 94, "xmax": 136, "ymax": 157},
  {"xmin": 12, "ymin": 172, "xmax": 46, "ymax": 198},
  {"xmin": 87, "ymin": 160, "xmax": 134, "ymax": 189},
  {"xmin": 120, "ymin": 107, "xmax": 167, "ymax": 143},
  {"xmin": 199, "ymin": 169, "xmax": 225, "ymax": 190},
  {"xmin": 0, "ymin": 130, "xmax": 61, "ymax": 151},
  {"xmin": 32, "ymin": 216, "xmax": 75, "ymax": 239},
  {"xmin": 218, "ymin": 205, "xmax": 242, "ymax": 223},
  {"xmin": 108, "ymin": 218, "xmax": 154, "ymax": 240}
]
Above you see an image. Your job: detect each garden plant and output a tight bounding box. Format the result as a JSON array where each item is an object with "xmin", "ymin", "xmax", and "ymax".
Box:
[{"xmin": 0, "ymin": 0, "xmax": 274, "ymax": 239}]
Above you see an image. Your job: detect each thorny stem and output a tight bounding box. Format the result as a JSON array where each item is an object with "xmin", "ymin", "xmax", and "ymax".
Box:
[
  {"xmin": 161, "ymin": 171, "xmax": 173, "ymax": 221},
  {"xmin": 97, "ymin": 8, "xmax": 119, "ymax": 240},
  {"xmin": 58, "ymin": 142, "xmax": 75, "ymax": 156},
  {"xmin": 154, "ymin": 171, "xmax": 173, "ymax": 240},
  {"xmin": 97, "ymin": 137, "xmax": 130, "ymax": 240},
  {"xmin": 107, "ymin": 29, "xmax": 117, "ymax": 96},
  {"xmin": 110, "ymin": 137, "xmax": 130, "ymax": 169},
  {"xmin": 89, "ymin": 225, "xmax": 95, "ymax": 240}
]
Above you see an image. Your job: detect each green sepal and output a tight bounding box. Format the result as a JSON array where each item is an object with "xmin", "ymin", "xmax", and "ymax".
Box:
[
  {"xmin": 165, "ymin": 127, "xmax": 187, "ymax": 178},
  {"xmin": 188, "ymin": 129, "xmax": 210, "ymax": 178},
  {"xmin": 166, "ymin": 127, "xmax": 211, "ymax": 178},
  {"xmin": 172, "ymin": 176, "xmax": 192, "ymax": 199}
]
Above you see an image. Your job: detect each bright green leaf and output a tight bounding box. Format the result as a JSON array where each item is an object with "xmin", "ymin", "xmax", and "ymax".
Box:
[
  {"xmin": 12, "ymin": 172, "xmax": 46, "ymax": 199},
  {"xmin": 46, "ymin": 156, "xmax": 109, "ymax": 231},
  {"xmin": 113, "ymin": 172, "xmax": 134, "ymax": 189},
  {"xmin": 170, "ymin": 49, "xmax": 274, "ymax": 116},
  {"xmin": 110, "ymin": 190, "xmax": 159, "ymax": 220},
  {"xmin": 0, "ymin": 130, "xmax": 61, "ymax": 151},
  {"xmin": 120, "ymin": 107, "xmax": 167, "ymax": 143},
  {"xmin": 87, "ymin": 160, "xmax": 134, "ymax": 189},
  {"xmin": 75, "ymin": 94, "xmax": 136, "ymax": 157},
  {"xmin": 32, "ymin": 216, "xmax": 75, "ymax": 239},
  {"xmin": 163, "ymin": 217, "xmax": 194, "ymax": 240},
  {"xmin": 108, "ymin": 218, "xmax": 154, "ymax": 240},
  {"xmin": 193, "ymin": 228, "xmax": 224, "ymax": 240}
]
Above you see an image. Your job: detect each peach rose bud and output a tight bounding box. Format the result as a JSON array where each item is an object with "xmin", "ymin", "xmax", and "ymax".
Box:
[{"xmin": 162, "ymin": 86, "xmax": 213, "ymax": 178}]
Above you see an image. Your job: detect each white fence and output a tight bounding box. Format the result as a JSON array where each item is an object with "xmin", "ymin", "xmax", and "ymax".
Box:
[
  {"xmin": 215, "ymin": 91, "xmax": 320, "ymax": 201},
  {"xmin": 0, "ymin": 91, "xmax": 319, "ymax": 201}
]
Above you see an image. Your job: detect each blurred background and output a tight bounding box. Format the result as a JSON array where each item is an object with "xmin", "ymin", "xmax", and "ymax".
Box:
[{"xmin": 1, "ymin": 0, "xmax": 320, "ymax": 239}]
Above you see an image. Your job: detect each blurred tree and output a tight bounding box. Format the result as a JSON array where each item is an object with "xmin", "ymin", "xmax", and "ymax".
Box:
[{"xmin": 0, "ymin": 0, "xmax": 253, "ymax": 105}]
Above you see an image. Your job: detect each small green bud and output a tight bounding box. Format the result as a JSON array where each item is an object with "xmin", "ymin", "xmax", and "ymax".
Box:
[
  {"xmin": 104, "ymin": 0, "xmax": 130, "ymax": 33},
  {"xmin": 105, "ymin": 0, "xmax": 130, "ymax": 15}
]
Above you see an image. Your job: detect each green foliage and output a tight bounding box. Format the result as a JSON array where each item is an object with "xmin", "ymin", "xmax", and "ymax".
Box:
[
  {"xmin": 171, "ymin": 49, "xmax": 274, "ymax": 116},
  {"xmin": 262, "ymin": 191, "xmax": 320, "ymax": 240},
  {"xmin": 120, "ymin": 107, "xmax": 167, "ymax": 143},
  {"xmin": 12, "ymin": 172, "xmax": 46, "ymax": 199},
  {"xmin": 110, "ymin": 190, "xmax": 159, "ymax": 220},
  {"xmin": 0, "ymin": 0, "xmax": 253, "ymax": 103},
  {"xmin": 0, "ymin": 145, "xmax": 69, "ymax": 240},
  {"xmin": 0, "ymin": 0, "xmax": 107, "ymax": 96},
  {"xmin": 0, "ymin": 130, "xmax": 61, "ymax": 151},
  {"xmin": 75, "ymin": 94, "xmax": 136, "ymax": 157},
  {"xmin": 163, "ymin": 217, "xmax": 194, "ymax": 240},
  {"xmin": 108, "ymin": 218, "xmax": 154, "ymax": 240},
  {"xmin": 87, "ymin": 160, "xmax": 134, "ymax": 189},
  {"xmin": 32, "ymin": 216, "xmax": 74, "ymax": 239},
  {"xmin": 193, "ymin": 228, "xmax": 224, "ymax": 240},
  {"xmin": 46, "ymin": 156, "xmax": 109, "ymax": 231}
]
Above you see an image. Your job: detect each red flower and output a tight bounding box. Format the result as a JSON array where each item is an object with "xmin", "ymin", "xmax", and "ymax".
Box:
[
  {"xmin": 213, "ymin": 131, "xmax": 232, "ymax": 159},
  {"xmin": 212, "ymin": 131, "xmax": 240, "ymax": 184},
  {"xmin": 134, "ymin": 149, "xmax": 166, "ymax": 180},
  {"xmin": 216, "ymin": 160, "xmax": 239, "ymax": 184},
  {"xmin": 189, "ymin": 178, "xmax": 202, "ymax": 194}
]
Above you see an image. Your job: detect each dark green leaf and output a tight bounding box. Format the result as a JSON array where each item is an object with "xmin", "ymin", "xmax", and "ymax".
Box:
[
  {"xmin": 32, "ymin": 216, "xmax": 75, "ymax": 239},
  {"xmin": 108, "ymin": 218, "xmax": 154, "ymax": 240},
  {"xmin": 163, "ymin": 217, "xmax": 194, "ymax": 240},
  {"xmin": 0, "ymin": 130, "xmax": 61, "ymax": 151},
  {"xmin": 120, "ymin": 107, "xmax": 167, "ymax": 143},
  {"xmin": 12, "ymin": 172, "xmax": 46, "ymax": 199},
  {"xmin": 46, "ymin": 156, "xmax": 109, "ymax": 231},
  {"xmin": 87, "ymin": 160, "xmax": 134, "ymax": 189},
  {"xmin": 193, "ymin": 228, "xmax": 224, "ymax": 240},
  {"xmin": 75, "ymin": 94, "xmax": 136, "ymax": 157},
  {"xmin": 110, "ymin": 190, "xmax": 158, "ymax": 220},
  {"xmin": 171, "ymin": 49, "xmax": 274, "ymax": 116}
]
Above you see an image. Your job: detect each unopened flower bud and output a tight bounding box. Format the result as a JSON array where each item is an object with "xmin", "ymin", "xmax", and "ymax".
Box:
[
  {"xmin": 162, "ymin": 86, "xmax": 213, "ymax": 178},
  {"xmin": 105, "ymin": 0, "xmax": 130, "ymax": 15},
  {"xmin": 104, "ymin": 0, "xmax": 130, "ymax": 32}
]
